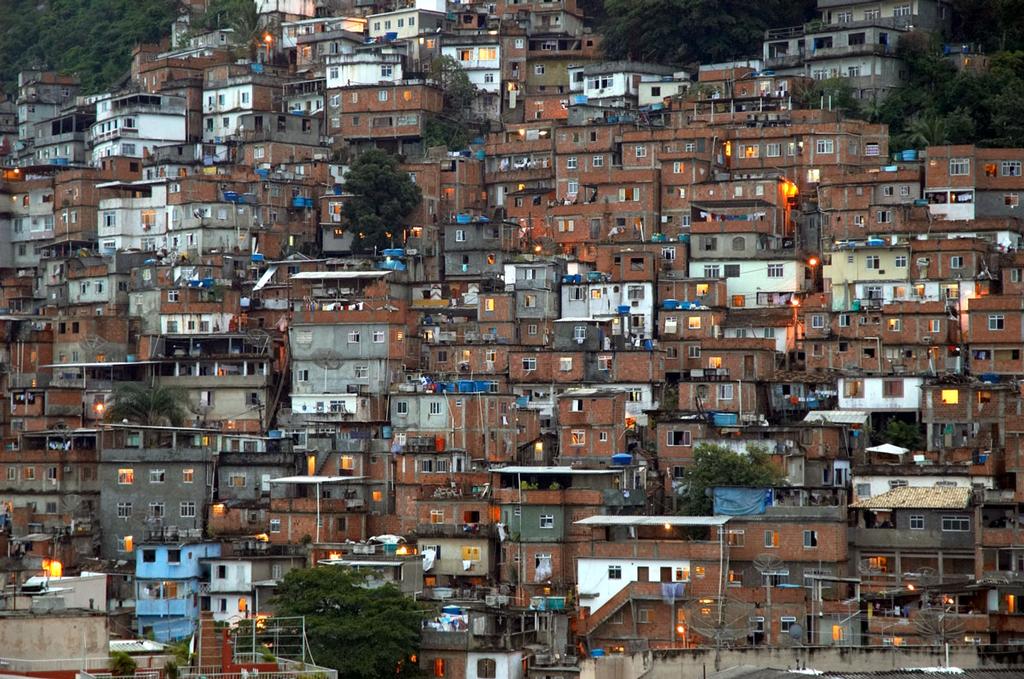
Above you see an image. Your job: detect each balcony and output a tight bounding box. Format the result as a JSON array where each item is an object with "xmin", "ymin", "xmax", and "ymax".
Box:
[
  {"xmin": 687, "ymin": 367, "xmax": 730, "ymax": 381},
  {"xmin": 850, "ymin": 527, "xmax": 973, "ymax": 551},
  {"xmin": 136, "ymin": 597, "xmax": 193, "ymax": 618},
  {"xmin": 414, "ymin": 522, "xmax": 496, "ymax": 539}
]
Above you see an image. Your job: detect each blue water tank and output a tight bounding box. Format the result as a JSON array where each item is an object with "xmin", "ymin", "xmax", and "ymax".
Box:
[
  {"xmin": 617, "ymin": 305, "xmax": 631, "ymax": 314},
  {"xmin": 591, "ymin": 649, "xmax": 606, "ymax": 658},
  {"xmin": 611, "ymin": 453, "xmax": 632, "ymax": 465},
  {"xmin": 382, "ymin": 425, "xmax": 393, "ymax": 439},
  {"xmin": 456, "ymin": 213, "xmax": 472, "ymax": 224},
  {"xmin": 712, "ymin": 412, "xmax": 739, "ymax": 426}
]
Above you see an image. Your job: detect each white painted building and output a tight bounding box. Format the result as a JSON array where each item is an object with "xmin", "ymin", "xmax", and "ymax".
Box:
[
  {"xmin": 368, "ymin": 8, "xmax": 445, "ymax": 41},
  {"xmin": 560, "ymin": 280, "xmax": 655, "ymax": 338},
  {"xmin": 637, "ymin": 73, "xmax": 690, "ymax": 107},
  {"xmin": 687, "ymin": 259, "xmax": 806, "ymax": 308},
  {"xmin": 256, "ymin": 0, "xmax": 315, "ymax": 17},
  {"xmin": 96, "ymin": 179, "xmax": 169, "ymax": 252},
  {"xmin": 578, "ymin": 557, "xmax": 692, "ymax": 613},
  {"xmin": 90, "ymin": 93, "xmax": 187, "ymax": 164},
  {"xmin": 207, "ymin": 559, "xmax": 254, "ymax": 623},
  {"xmin": 466, "ymin": 652, "xmax": 524, "ymax": 679},
  {"xmin": 837, "ymin": 376, "xmax": 923, "ymax": 411},
  {"xmin": 441, "ymin": 41, "xmax": 501, "ymax": 94},
  {"xmin": 325, "ymin": 50, "xmax": 405, "ymax": 88}
]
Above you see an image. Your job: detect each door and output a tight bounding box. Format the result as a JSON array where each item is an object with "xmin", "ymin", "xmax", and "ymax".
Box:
[
  {"xmin": 744, "ymin": 355, "xmax": 755, "ymax": 379},
  {"xmin": 660, "ymin": 566, "xmax": 672, "ymax": 583},
  {"xmin": 637, "ymin": 566, "xmax": 649, "ymax": 582}
]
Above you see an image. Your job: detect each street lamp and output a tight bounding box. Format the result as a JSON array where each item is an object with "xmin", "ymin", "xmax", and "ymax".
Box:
[{"xmin": 262, "ymin": 33, "xmax": 273, "ymax": 63}]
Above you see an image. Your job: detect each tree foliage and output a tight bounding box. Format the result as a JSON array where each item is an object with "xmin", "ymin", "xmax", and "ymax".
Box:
[
  {"xmin": 0, "ymin": 0, "xmax": 177, "ymax": 94},
  {"xmin": 272, "ymin": 567, "xmax": 426, "ymax": 679},
  {"xmin": 340, "ymin": 149, "xmax": 422, "ymax": 253},
  {"xmin": 107, "ymin": 383, "xmax": 189, "ymax": 427},
  {"xmin": 425, "ymin": 56, "xmax": 478, "ymax": 150},
  {"xmin": 875, "ymin": 32, "xmax": 1024, "ymax": 148},
  {"xmin": 878, "ymin": 418, "xmax": 924, "ymax": 451},
  {"xmin": 676, "ymin": 443, "xmax": 785, "ymax": 516},
  {"xmin": 598, "ymin": 0, "xmax": 816, "ymax": 65}
]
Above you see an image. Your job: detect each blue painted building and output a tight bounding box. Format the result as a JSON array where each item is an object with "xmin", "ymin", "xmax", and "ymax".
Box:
[{"xmin": 135, "ymin": 540, "xmax": 221, "ymax": 641}]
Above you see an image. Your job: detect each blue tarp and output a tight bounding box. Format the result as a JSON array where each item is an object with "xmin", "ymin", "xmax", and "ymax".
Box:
[{"xmin": 713, "ymin": 487, "xmax": 772, "ymax": 516}]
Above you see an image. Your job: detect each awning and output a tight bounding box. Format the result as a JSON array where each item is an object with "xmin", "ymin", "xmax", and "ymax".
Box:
[
  {"xmin": 289, "ymin": 271, "xmax": 390, "ymax": 280},
  {"xmin": 269, "ymin": 475, "xmax": 367, "ymax": 484},
  {"xmin": 574, "ymin": 516, "xmax": 730, "ymax": 527},
  {"xmin": 252, "ymin": 265, "xmax": 279, "ymax": 292},
  {"xmin": 865, "ymin": 443, "xmax": 909, "ymax": 456}
]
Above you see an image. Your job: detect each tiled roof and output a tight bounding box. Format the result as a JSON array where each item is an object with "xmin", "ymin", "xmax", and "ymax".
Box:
[{"xmin": 850, "ymin": 486, "xmax": 971, "ymax": 510}]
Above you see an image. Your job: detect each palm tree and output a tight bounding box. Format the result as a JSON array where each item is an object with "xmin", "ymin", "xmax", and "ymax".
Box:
[
  {"xmin": 107, "ymin": 384, "xmax": 189, "ymax": 427},
  {"xmin": 907, "ymin": 113, "xmax": 950, "ymax": 147}
]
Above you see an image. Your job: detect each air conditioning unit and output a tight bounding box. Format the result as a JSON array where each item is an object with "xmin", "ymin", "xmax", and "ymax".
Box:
[{"xmin": 920, "ymin": 336, "xmax": 933, "ymax": 344}]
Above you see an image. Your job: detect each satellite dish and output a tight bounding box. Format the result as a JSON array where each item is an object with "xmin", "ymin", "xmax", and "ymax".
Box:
[{"xmin": 788, "ymin": 623, "xmax": 804, "ymax": 641}]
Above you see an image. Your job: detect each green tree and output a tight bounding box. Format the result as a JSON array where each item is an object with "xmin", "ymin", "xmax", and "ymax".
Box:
[
  {"xmin": 272, "ymin": 567, "xmax": 426, "ymax": 679},
  {"xmin": 110, "ymin": 651, "xmax": 137, "ymax": 677},
  {"xmin": 794, "ymin": 77, "xmax": 861, "ymax": 116},
  {"xmin": 676, "ymin": 443, "xmax": 785, "ymax": 516},
  {"xmin": 107, "ymin": 383, "xmax": 189, "ymax": 427},
  {"xmin": 340, "ymin": 149, "xmax": 422, "ymax": 254},
  {"xmin": 879, "ymin": 419, "xmax": 924, "ymax": 451},
  {"xmin": 425, "ymin": 56, "xmax": 478, "ymax": 150},
  {"xmin": 599, "ymin": 0, "xmax": 816, "ymax": 65}
]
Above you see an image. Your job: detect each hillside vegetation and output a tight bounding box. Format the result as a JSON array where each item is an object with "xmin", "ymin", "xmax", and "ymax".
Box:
[{"xmin": 0, "ymin": 0, "xmax": 178, "ymax": 94}]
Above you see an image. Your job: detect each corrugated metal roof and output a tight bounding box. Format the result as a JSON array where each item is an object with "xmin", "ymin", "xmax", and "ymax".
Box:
[
  {"xmin": 850, "ymin": 486, "xmax": 971, "ymax": 510},
  {"xmin": 802, "ymin": 409, "xmax": 869, "ymax": 425}
]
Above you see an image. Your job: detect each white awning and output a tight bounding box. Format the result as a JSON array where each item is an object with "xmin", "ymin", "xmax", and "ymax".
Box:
[
  {"xmin": 865, "ymin": 443, "xmax": 909, "ymax": 456},
  {"xmin": 495, "ymin": 466, "xmax": 621, "ymax": 475},
  {"xmin": 574, "ymin": 516, "xmax": 730, "ymax": 527},
  {"xmin": 289, "ymin": 271, "xmax": 390, "ymax": 280},
  {"xmin": 252, "ymin": 265, "xmax": 279, "ymax": 291},
  {"xmin": 269, "ymin": 475, "xmax": 367, "ymax": 484}
]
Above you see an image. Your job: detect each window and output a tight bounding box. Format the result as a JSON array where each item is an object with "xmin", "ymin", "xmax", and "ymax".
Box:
[
  {"xmin": 815, "ymin": 139, "xmax": 834, "ymax": 154},
  {"xmin": 148, "ymin": 502, "xmax": 165, "ymax": 518},
  {"xmin": 1002, "ymin": 161, "xmax": 1022, "ymax": 177},
  {"xmin": 865, "ymin": 255, "xmax": 880, "ymax": 269},
  {"xmin": 430, "ymin": 509, "xmax": 444, "ymax": 524},
  {"xmin": 608, "ymin": 565, "xmax": 622, "ymax": 579},
  {"xmin": 764, "ymin": 530, "xmax": 779, "ymax": 548},
  {"xmin": 811, "ymin": 315, "xmax": 825, "ymax": 329},
  {"xmin": 989, "ymin": 314, "xmax": 1005, "ymax": 331},
  {"xmin": 118, "ymin": 468, "xmax": 134, "ymax": 485},
  {"xmin": 270, "ymin": 519, "xmax": 281, "ymax": 533},
  {"xmin": 941, "ymin": 389, "xmax": 959, "ymax": 404},
  {"xmin": 910, "ymin": 515, "xmax": 925, "ymax": 530},
  {"xmin": 781, "ymin": 616, "xmax": 798, "ymax": 634},
  {"xmin": 803, "ymin": 530, "xmax": 818, "ymax": 548},
  {"xmin": 635, "ymin": 145, "xmax": 647, "ymax": 158},
  {"xmin": 766, "ymin": 143, "xmax": 781, "ymax": 157},
  {"xmin": 951, "ymin": 256, "xmax": 964, "ymax": 269},
  {"xmin": 117, "ymin": 502, "xmax": 132, "ymax": 519},
  {"xmin": 539, "ymin": 514, "xmax": 554, "ymax": 529},
  {"xmin": 522, "ymin": 357, "xmax": 536, "ymax": 371},
  {"xmin": 593, "ymin": 155, "xmax": 604, "ymax": 167},
  {"xmin": 767, "ymin": 264, "xmax": 784, "ymax": 278},
  {"xmin": 433, "ymin": 658, "xmax": 446, "ymax": 678},
  {"xmin": 477, "ymin": 659, "xmax": 496, "ymax": 679},
  {"xmin": 895, "ymin": 255, "xmax": 907, "ymax": 268},
  {"xmin": 373, "ymin": 330, "xmax": 386, "ymax": 343},
  {"xmin": 661, "ymin": 429, "xmax": 693, "ymax": 453},
  {"xmin": 429, "ymin": 401, "xmax": 442, "ymax": 415},
  {"xmin": 534, "ymin": 64, "xmax": 545, "ymax": 75},
  {"xmin": 882, "ymin": 380, "xmax": 904, "ymax": 398},
  {"xmin": 570, "ymin": 430, "xmax": 585, "ymax": 446},
  {"xmin": 887, "ymin": 318, "xmax": 901, "ymax": 331},
  {"xmin": 149, "ymin": 469, "xmax": 165, "ymax": 484},
  {"xmin": 180, "ymin": 501, "xmax": 196, "ymax": 518},
  {"xmin": 718, "ymin": 384, "xmax": 734, "ymax": 400},
  {"xmin": 559, "ymin": 356, "xmax": 573, "ymax": 371},
  {"xmin": 949, "ymin": 158, "xmax": 970, "ymax": 176},
  {"xmin": 347, "ymin": 331, "xmax": 361, "ymax": 343},
  {"xmin": 688, "ymin": 316, "xmax": 701, "ymax": 330},
  {"xmin": 566, "ymin": 156, "xmax": 577, "ymax": 170},
  {"xmin": 941, "ymin": 515, "xmax": 970, "ymax": 532}
]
